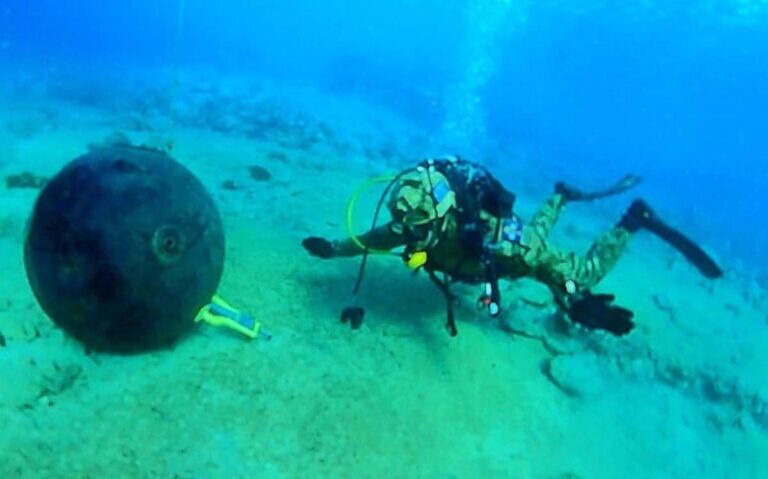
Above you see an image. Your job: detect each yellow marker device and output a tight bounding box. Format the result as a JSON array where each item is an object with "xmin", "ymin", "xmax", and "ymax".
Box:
[{"xmin": 194, "ymin": 295, "xmax": 270, "ymax": 341}]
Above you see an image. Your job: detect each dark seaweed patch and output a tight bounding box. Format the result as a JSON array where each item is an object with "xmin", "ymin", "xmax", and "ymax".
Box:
[{"xmin": 248, "ymin": 165, "xmax": 272, "ymax": 182}]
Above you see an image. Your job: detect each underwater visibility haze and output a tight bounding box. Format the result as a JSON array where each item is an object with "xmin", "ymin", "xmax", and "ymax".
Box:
[{"xmin": 1, "ymin": 1, "xmax": 767, "ymax": 477}]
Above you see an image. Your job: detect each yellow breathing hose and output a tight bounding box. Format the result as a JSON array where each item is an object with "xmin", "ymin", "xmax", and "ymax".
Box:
[{"xmin": 346, "ymin": 175, "xmax": 397, "ymax": 254}]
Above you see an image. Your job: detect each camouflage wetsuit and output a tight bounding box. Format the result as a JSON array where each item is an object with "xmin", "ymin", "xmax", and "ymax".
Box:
[
  {"xmin": 331, "ymin": 158, "xmax": 634, "ymax": 308},
  {"xmin": 307, "ymin": 156, "xmax": 722, "ymax": 335}
]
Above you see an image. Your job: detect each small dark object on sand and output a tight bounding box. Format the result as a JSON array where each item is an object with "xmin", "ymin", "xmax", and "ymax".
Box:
[
  {"xmin": 0, "ymin": 330, "xmax": 5, "ymax": 347},
  {"xmin": 6, "ymin": 172, "xmax": 48, "ymax": 189},
  {"xmin": 248, "ymin": 165, "xmax": 272, "ymax": 182},
  {"xmin": 24, "ymin": 144, "xmax": 225, "ymax": 353},
  {"xmin": 341, "ymin": 306, "xmax": 364, "ymax": 330},
  {"xmin": 222, "ymin": 179, "xmax": 238, "ymax": 191}
]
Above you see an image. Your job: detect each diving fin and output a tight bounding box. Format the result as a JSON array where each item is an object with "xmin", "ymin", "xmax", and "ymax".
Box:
[
  {"xmin": 556, "ymin": 174, "xmax": 643, "ymax": 202},
  {"xmin": 620, "ymin": 200, "xmax": 723, "ymax": 279}
]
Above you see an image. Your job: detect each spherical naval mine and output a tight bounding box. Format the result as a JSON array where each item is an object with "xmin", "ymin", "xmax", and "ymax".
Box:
[{"xmin": 24, "ymin": 144, "xmax": 225, "ymax": 353}]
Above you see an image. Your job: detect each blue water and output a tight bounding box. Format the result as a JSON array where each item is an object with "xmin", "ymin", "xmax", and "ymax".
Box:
[{"xmin": 4, "ymin": 0, "xmax": 764, "ymax": 272}]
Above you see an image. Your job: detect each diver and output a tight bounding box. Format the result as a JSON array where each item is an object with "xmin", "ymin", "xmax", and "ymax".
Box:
[{"xmin": 302, "ymin": 156, "xmax": 723, "ymax": 336}]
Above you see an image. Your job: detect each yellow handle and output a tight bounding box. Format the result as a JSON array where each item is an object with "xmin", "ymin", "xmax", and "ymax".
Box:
[
  {"xmin": 195, "ymin": 295, "xmax": 264, "ymax": 340},
  {"xmin": 407, "ymin": 251, "xmax": 428, "ymax": 270},
  {"xmin": 202, "ymin": 313, "xmax": 261, "ymax": 340}
]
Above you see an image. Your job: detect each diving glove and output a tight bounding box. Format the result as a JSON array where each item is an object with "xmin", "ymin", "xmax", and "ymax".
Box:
[
  {"xmin": 303, "ymin": 236, "xmax": 336, "ymax": 259},
  {"xmin": 566, "ymin": 291, "xmax": 634, "ymax": 336}
]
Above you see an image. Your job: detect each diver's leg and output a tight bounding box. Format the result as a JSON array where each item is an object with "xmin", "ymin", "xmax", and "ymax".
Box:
[
  {"xmin": 493, "ymin": 195, "xmax": 568, "ymax": 282},
  {"xmin": 540, "ymin": 198, "xmax": 723, "ymax": 289},
  {"xmin": 531, "ymin": 226, "xmax": 632, "ymax": 298},
  {"xmin": 527, "ymin": 194, "xmax": 568, "ymax": 243},
  {"xmin": 520, "ymin": 179, "xmax": 632, "ymax": 255},
  {"xmin": 580, "ymin": 226, "xmax": 633, "ymax": 288},
  {"xmin": 518, "ymin": 228, "xmax": 634, "ymax": 336}
]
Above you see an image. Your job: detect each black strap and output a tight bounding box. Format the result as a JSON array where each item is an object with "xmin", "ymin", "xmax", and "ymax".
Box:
[
  {"xmin": 427, "ymin": 270, "xmax": 457, "ymax": 336},
  {"xmin": 482, "ymin": 251, "xmax": 502, "ymax": 316},
  {"xmin": 419, "ymin": 158, "xmax": 518, "ymax": 331}
]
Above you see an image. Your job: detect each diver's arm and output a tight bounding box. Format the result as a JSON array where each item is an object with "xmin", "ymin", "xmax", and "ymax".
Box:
[
  {"xmin": 303, "ymin": 224, "xmax": 405, "ymax": 259},
  {"xmin": 332, "ymin": 224, "xmax": 405, "ymax": 257}
]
